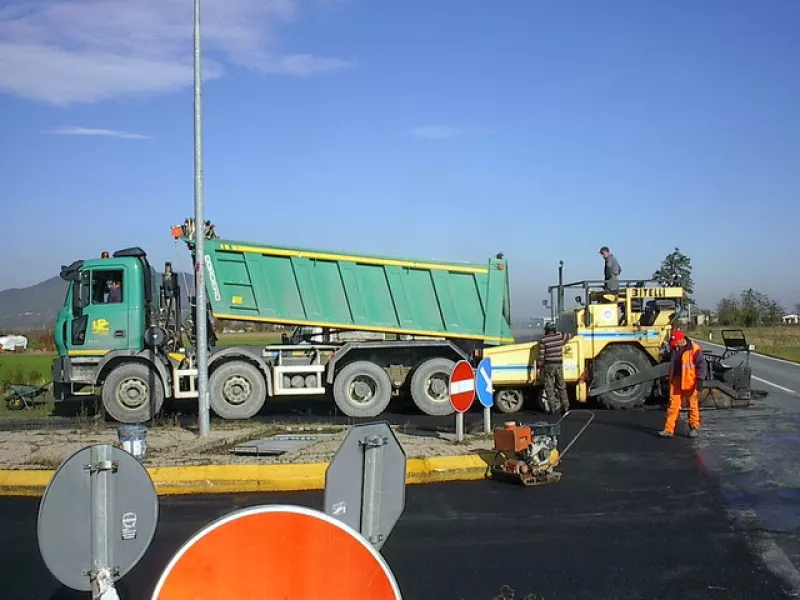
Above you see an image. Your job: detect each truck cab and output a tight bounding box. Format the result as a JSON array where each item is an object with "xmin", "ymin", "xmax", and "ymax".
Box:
[
  {"xmin": 52, "ymin": 247, "xmax": 194, "ymax": 422},
  {"xmin": 54, "ymin": 251, "xmax": 153, "ymax": 358}
]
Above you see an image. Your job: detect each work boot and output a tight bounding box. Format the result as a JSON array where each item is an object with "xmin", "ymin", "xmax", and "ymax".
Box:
[
  {"xmin": 658, "ymin": 429, "xmax": 674, "ymax": 438},
  {"xmin": 687, "ymin": 428, "xmax": 698, "ymax": 438}
]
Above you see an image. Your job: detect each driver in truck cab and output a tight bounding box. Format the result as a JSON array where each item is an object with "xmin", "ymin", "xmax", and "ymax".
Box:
[
  {"xmin": 106, "ymin": 280, "xmax": 122, "ymax": 303},
  {"xmin": 659, "ymin": 330, "xmax": 707, "ymax": 438}
]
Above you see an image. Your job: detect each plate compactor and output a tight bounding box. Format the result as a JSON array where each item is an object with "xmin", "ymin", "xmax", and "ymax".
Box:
[{"xmin": 491, "ymin": 410, "xmax": 595, "ymax": 487}]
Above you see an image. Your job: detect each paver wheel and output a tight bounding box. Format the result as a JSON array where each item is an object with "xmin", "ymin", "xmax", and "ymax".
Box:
[
  {"xmin": 102, "ymin": 362, "xmax": 165, "ymax": 423},
  {"xmin": 209, "ymin": 361, "xmax": 267, "ymax": 419},
  {"xmin": 332, "ymin": 361, "xmax": 393, "ymax": 418},
  {"xmin": 593, "ymin": 345, "xmax": 653, "ymax": 409},
  {"xmin": 410, "ymin": 358, "xmax": 455, "ymax": 416},
  {"xmin": 495, "ymin": 388, "xmax": 525, "ymax": 414}
]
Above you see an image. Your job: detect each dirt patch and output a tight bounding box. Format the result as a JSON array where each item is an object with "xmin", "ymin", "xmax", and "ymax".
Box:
[{"xmin": 0, "ymin": 421, "xmax": 497, "ymax": 470}]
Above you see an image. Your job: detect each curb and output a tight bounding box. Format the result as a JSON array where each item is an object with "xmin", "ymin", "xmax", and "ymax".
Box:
[{"xmin": 0, "ymin": 453, "xmax": 495, "ymax": 498}]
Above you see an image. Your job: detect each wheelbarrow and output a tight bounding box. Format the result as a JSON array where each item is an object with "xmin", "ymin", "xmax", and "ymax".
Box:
[{"xmin": 4, "ymin": 382, "xmax": 51, "ymax": 411}]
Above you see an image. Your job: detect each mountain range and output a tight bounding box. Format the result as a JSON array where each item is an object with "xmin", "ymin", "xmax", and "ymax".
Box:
[{"xmin": 0, "ymin": 273, "xmax": 195, "ymax": 332}]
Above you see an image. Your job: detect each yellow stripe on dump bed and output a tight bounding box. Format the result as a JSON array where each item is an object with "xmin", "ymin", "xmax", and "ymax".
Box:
[
  {"xmin": 217, "ymin": 244, "xmax": 489, "ymax": 275},
  {"xmin": 67, "ymin": 350, "xmax": 109, "ymax": 356},
  {"xmin": 213, "ymin": 313, "xmax": 516, "ymax": 344}
]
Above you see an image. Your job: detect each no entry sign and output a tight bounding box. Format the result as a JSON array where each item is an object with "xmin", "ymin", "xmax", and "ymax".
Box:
[
  {"xmin": 151, "ymin": 504, "xmax": 402, "ymax": 599},
  {"xmin": 449, "ymin": 360, "xmax": 476, "ymax": 413}
]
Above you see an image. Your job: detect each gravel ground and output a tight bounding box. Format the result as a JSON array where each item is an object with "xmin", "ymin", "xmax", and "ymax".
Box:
[{"xmin": 0, "ymin": 420, "xmax": 496, "ymax": 470}]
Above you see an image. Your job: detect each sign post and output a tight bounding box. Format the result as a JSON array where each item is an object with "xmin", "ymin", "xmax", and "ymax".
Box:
[
  {"xmin": 449, "ymin": 360, "xmax": 476, "ymax": 442},
  {"xmin": 324, "ymin": 421, "xmax": 407, "ymax": 550},
  {"xmin": 475, "ymin": 357, "xmax": 494, "ymax": 434},
  {"xmin": 193, "ymin": 0, "xmax": 210, "ymax": 438},
  {"xmin": 37, "ymin": 444, "xmax": 159, "ymax": 600}
]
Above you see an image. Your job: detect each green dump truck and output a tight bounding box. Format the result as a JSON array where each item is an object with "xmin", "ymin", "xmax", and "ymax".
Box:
[{"xmin": 52, "ymin": 219, "xmax": 515, "ymax": 423}]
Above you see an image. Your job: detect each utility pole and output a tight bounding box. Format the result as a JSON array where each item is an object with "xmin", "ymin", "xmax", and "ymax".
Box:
[{"xmin": 193, "ymin": 0, "xmax": 210, "ymax": 437}]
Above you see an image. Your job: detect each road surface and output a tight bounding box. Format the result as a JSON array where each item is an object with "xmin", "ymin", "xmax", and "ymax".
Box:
[{"xmin": 2, "ymin": 410, "xmax": 794, "ymax": 599}]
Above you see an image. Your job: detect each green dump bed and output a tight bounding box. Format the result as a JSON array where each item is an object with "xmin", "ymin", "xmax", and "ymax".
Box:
[{"xmin": 192, "ymin": 236, "xmax": 515, "ymax": 344}]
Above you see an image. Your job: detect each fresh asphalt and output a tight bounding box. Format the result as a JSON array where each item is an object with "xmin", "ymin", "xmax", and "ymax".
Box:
[
  {"xmin": 2, "ymin": 409, "xmax": 796, "ymax": 600},
  {"xmin": 691, "ymin": 338, "xmax": 800, "ymax": 594}
]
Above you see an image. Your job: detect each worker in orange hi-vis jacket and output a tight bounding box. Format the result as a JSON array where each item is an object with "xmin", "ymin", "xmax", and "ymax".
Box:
[{"xmin": 659, "ymin": 330, "xmax": 707, "ymax": 438}]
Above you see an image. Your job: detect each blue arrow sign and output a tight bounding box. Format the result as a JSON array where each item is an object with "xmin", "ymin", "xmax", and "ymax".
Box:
[{"xmin": 475, "ymin": 358, "xmax": 494, "ymax": 407}]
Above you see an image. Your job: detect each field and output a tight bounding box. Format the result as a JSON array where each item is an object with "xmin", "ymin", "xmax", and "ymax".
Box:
[
  {"xmin": 695, "ymin": 326, "xmax": 800, "ymax": 362},
  {"xmin": 0, "ymin": 353, "xmax": 53, "ymax": 387}
]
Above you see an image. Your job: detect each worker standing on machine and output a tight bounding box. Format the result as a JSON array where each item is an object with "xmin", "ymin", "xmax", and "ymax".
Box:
[
  {"xmin": 538, "ymin": 322, "xmax": 573, "ymax": 414},
  {"xmin": 659, "ymin": 330, "xmax": 707, "ymax": 438},
  {"xmin": 599, "ymin": 246, "xmax": 621, "ymax": 293}
]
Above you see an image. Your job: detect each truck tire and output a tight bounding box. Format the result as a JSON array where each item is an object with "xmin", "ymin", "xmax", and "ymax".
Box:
[
  {"xmin": 102, "ymin": 362, "xmax": 165, "ymax": 423},
  {"xmin": 593, "ymin": 345, "xmax": 653, "ymax": 410},
  {"xmin": 209, "ymin": 361, "xmax": 267, "ymax": 419},
  {"xmin": 495, "ymin": 388, "xmax": 525, "ymax": 414},
  {"xmin": 410, "ymin": 358, "xmax": 456, "ymax": 416},
  {"xmin": 333, "ymin": 361, "xmax": 393, "ymax": 418}
]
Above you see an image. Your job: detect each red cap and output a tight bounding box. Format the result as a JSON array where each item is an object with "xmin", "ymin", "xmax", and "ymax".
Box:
[{"xmin": 668, "ymin": 330, "xmax": 685, "ymax": 348}]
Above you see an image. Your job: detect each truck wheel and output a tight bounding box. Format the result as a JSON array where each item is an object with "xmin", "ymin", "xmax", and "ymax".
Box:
[
  {"xmin": 209, "ymin": 361, "xmax": 266, "ymax": 419},
  {"xmin": 593, "ymin": 345, "xmax": 653, "ymax": 410},
  {"xmin": 495, "ymin": 389, "xmax": 525, "ymax": 414},
  {"xmin": 410, "ymin": 358, "xmax": 455, "ymax": 416},
  {"xmin": 102, "ymin": 362, "xmax": 165, "ymax": 423},
  {"xmin": 333, "ymin": 361, "xmax": 393, "ymax": 418}
]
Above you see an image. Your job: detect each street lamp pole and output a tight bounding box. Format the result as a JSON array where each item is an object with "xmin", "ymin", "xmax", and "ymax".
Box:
[{"xmin": 193, "ymin": 0, "xmax": 210, "ymax": 437}]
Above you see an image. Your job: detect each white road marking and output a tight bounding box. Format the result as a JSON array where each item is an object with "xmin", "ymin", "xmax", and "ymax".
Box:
[
  {"xmin": 449, "ymin": 379, "xmax": 475, "ymax": 394},
  {"xmin": 702, "ymin": 340, "xmax": 800, "ymax": 368},
  {"xmin": 751, "ymin": 376, "xmax": 798, "ymax": 396}
]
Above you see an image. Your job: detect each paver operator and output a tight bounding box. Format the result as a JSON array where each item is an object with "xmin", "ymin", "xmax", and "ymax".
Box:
[
  {"xmin": 538, "ymin": 322, "xmax": 573, "ymax": 414},
  {"xmin": 659, "ymin": 330, "xmax": 707, "ymax": 438},
  {"xmin": 599, "ymin": 246, "xmax": 621, "ymax": 292}
]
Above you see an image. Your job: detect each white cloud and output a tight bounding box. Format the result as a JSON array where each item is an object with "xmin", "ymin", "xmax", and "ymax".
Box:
[
  {"xmin": 43, "ymin": 126, "xmax": 150, "ymax": 140},
  {"xmin": 410, "ymin": 125, "xmax": 496, "ymax": 140},
  {"xmin": 0, "ymin": 0, "xmax": 352, "ymax": 106}
]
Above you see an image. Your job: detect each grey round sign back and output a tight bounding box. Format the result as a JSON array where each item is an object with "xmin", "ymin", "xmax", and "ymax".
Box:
[{"xmin": 37, "ymin": 444, "xmax": 159, "ymax": 591}]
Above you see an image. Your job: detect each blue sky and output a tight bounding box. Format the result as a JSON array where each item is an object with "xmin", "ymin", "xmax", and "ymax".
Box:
[{"xmin": 1, "ymin": 0, "xmax": 798, "ymax": 318}]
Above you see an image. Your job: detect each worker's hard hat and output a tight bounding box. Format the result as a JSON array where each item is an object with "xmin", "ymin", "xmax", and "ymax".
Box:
[
  {"xmin": 668, "ymin": 330, "xmax": 686, "ymax": 347},
  {"xmin": 544, "ymin": 322, "xmax": 556, "ymax": 333}
]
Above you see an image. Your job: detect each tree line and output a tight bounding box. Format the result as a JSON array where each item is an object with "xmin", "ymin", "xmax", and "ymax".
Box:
[
  {"xmin": 651, "ymin": 247, "xmax": 795, "ymax": 327},
  {"xmin": 715, "ymin": 290, "xmax": 794, "ymax": 327}
]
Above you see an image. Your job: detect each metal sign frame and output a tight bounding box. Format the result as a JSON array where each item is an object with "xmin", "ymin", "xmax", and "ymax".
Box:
[{"xmin": 324, "ymin": 421, "xmax": 407, "ymax": 550}]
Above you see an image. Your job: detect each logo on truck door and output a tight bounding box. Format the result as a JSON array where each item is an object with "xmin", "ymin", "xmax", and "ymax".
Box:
[
  {"xmin": 91, "ymin": 319, "xmax": 110, "ymax": 335},
  {"xmin": 204, "ymin": 255, "xmax": 222, "ymax": 302}
]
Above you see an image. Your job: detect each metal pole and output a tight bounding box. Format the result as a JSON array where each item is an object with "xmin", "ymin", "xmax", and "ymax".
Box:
[
  {"xmin": 90, "ymin": 445, "xmax": 119, "ymax": 600},
  {"xmin": 360, "ymin": 434, "xmax": 385, "ymax": 547},
  {"xmin": 483, "ymin": 405, "xmax": 491, "ymax": 434},
  {"xmin": 193, "ymin": 0, "xmax": 210, "ymax": 437},
  {"xmin": 456, "ymin": 412, "xmax": 464, "ymax": 442}
]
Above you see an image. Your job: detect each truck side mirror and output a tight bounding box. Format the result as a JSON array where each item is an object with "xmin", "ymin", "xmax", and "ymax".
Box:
[{"xmin": 72, "ymin": 271, "xmax": 91, "ymax": 315}]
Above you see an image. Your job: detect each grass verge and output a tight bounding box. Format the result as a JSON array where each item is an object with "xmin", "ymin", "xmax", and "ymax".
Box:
[{"xmin": 694, "ymin": 326, "xmax": 800, "ymax": 362}]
